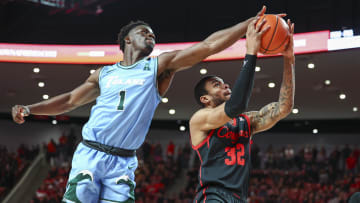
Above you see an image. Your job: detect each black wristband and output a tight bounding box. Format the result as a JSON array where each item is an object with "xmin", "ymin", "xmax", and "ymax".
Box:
[{"xmin": 224, "ymin": 54, "xmax": 257, "ymax": 118}]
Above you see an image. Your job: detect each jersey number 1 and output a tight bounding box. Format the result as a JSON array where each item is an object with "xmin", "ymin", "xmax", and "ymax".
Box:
[
  {"xmin": 117, "ymin": 90, "xmax": 126, "ymax": 111},
  {"xmin": 225, "ymin": 143, "xmax": 245, "ymax": 166}
]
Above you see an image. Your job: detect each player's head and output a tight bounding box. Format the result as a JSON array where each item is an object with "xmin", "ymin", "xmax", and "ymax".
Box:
[
  {"xmin": 194, "ymin": 75, "xmax": 231, "ymax": 108},
  {"xmin": 117, "ymin": 20, "xmax": 155, "ymax": 55}
]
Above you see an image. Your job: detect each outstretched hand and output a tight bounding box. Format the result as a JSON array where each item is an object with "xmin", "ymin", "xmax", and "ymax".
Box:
[
  {"xmin": 282, "ymin": 19, "xmax": 295, "ymax": 61},
  {"xmin": 254, "ymin": 5, "xmax": 287, "ymax": 20},
  {"xmin": 256, "ymin": 5, "xmax": 267, "ymax": 17},
  {"xmin": 245, "ymin": 17, "xmax": 270, "ymax": 55},
  {"xmin": 12, "ymin": 105, "xmax": 30, "ymax": 124}
]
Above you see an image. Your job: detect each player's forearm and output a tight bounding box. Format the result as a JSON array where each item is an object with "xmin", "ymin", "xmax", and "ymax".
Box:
[
  {"xmin": 26, "ymin": 93, "xmax": 76, "ymax": 116},
  {"xmin": 278, "ymin": 56, "xmax": 295, "ymax": 116},
  {"xmin": 225, "ymin": 54, "xmax": 256, "ymax": 118},
  {"xmin": 203, "ymin": 18, "xmax": 252, "ymax": 55}
]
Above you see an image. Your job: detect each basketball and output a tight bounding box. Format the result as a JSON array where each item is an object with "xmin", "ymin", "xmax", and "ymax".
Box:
[{"xmin": 256, "ymin": 14, "xmax": 290, "ymax": 54}]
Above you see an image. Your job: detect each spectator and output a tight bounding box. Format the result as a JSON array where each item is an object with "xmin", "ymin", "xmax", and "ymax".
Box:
[
  {"xmin": 166, "ymin": 141, "xmax": 175, "ymax": 160},
  {"xmin": 347, "ymin": 151, "xmax": 358, "ymax": 175},
  {"xmin": 46, "ymin": 139, "xmax": 57, "ymax": 165},
  {"xmin": 182, "ymin": 144, "xmax": 360, "ymax": 202},
  {"xmin": 0, "ymin": 144, "xmax": 38, "ymax": 200}
]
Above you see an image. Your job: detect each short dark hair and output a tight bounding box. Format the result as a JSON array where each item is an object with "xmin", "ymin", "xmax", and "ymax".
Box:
[
  {"xmin": 117, "ymin": 20, "xmax": 150, "ymax": 52},
  {"xmin": 194, "ymin": 75, "xmax": 217, "ymax": 107}
]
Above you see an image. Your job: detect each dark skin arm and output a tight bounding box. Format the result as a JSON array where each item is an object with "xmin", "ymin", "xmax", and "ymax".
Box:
[
  {"xmin": 156, "ymin": 6, "xmax": 286, "ymax": 96},
  {"xmin": 245, "ymin": 20, "xmax": 295, "ymax": 135},
  {"xmin": 11, "ymin": 68, "xmax": 101, "ymax": 124}
]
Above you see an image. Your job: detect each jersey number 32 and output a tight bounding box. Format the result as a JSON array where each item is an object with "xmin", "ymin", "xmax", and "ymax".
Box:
[{"xmin": 225, "ymin": 143, "xmax": 245, "ymax": 166}]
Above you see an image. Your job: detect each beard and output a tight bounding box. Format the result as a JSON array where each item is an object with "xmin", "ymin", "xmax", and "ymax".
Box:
[
  {"xmin": 142, "ymin": 44, "xmax": 154, "ymax": 56},
  {"xmin": 212, "ymin": 97, "xmax": 225, "ymax": 107}
]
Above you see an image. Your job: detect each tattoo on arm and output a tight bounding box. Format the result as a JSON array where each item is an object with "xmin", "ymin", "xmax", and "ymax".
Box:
[
  {"xmin": 248, "ymin": 102, "xmax": 281, "ymax": 134},
  {"xmin": 246, "ymin": 58, "xmax": 295, "ymax": 135},
  {"xmin": 279, "ymin": 60, "xmax": 295, "ymax": 113}
]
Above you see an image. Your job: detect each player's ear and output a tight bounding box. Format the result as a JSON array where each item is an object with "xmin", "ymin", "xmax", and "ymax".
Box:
[
  {"xmin": 200, "ymin": 95, "xmax": 210, "ymax": 106},
  {"xmin": 125, "ymin": 35, "xmax": 131, "ymax": 45}
]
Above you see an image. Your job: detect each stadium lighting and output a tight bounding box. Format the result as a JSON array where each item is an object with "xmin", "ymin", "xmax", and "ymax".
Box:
[
  {"xmin": 38, "ymin": 82, "xmax": 45, "ymax": 87},
  {"xmin": 162, "ymin": 98, "xmax": 169, "ymax": 103},
  {"xmin": 339, "ymin": 94, "xmax": 346, "ymax": 100},
  {"xmin": 169, "ymin": 109, "xmax": 176, "ymax": 115},
  {"xmin": 200, "ymin": 68, "xmax": 207, "ymax": 75},
  {"xmin": 268, "ymin": 82, "xmax": 275, "ymax": 88},
  {"xmin": 33, "ymin": 67, "xmax": 40, "ymax": 73},
  {"xmin": 307, "ymin": 63, "xmax": 315, "ymax": 69},
  {"xmin": 179, "ymin": 125, "xmax": 186, "ymax": 131}
]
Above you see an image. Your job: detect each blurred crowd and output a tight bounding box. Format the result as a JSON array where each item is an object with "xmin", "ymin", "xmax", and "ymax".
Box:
[
  {"xmin": 30, "ymin": 130, "xmax": 77, "ymax": 203},
  {"xmin": 0, "ymin": 144, "xmax": 38, "ymax": 201},
  {"xmin": 246, "ymin": 143, "xmax": 360, "ymax": 202},
  {"xmin": 134, "ymin": 141, "xmax": 191, "ymax": 203},
  {"xmin": 183, "ymin": 143, "xmax": 360, "ymax": 203},
  {"xmin": 2, "ymin": 133, "xmax": 360, "ymax": 203}
]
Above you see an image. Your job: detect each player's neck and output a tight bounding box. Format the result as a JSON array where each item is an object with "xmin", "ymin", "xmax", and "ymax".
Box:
[
  {"xmin": 205, "ymin": 103, "xmax": 216, "ymax": 109},
  {"xmin": 121, "ymin": 49, "xmax": 148, "ymax": 66}
]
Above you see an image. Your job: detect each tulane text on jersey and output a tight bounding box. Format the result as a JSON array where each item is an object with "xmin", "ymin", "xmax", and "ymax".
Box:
[{"xmin": 82, "ymin": 57, "xmax": 161, "ymax": 149}]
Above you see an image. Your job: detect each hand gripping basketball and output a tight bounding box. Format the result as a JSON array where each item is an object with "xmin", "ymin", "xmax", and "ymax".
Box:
[
  {"xmin": 256, "ymin": 14, "xmax": 291, "ymax": 54},
  {"xmin": 245, "ymin": 17, "xmax": 271, "ymax": 55},
  {"xmin": 282, "ymin": 19, "xmax": 295, "ymax": 61}
]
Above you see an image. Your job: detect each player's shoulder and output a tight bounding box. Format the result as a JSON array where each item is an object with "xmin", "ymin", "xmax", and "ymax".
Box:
[
  {"xmin": 87, "ymin": 66, "xmax": 105, "ymax": 83},
  {"xmin": 189, "ymin": 108, "xmax": 211, "ymax": 143},
  {"xmin": 98, "ymin": 64, "xmax": 121, "ymax": 78},
  {"xmin": 157, "ymin": 50, "xmax": 181, "ymax": 68},
  {"xmin": 190, "ymin": 108, "xmax": 212, "ymax": 126}
]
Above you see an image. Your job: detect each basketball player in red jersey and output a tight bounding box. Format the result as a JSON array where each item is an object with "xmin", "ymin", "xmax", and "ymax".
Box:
[{"xmin": 190, "ymin": 18, "xmax": 295, "ymax": 202}]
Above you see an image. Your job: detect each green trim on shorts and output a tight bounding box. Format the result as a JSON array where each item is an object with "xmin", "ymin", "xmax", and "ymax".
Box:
[
  {"xmin": 63, "ymin": 171, "xmax": 93, "ymax": 203},
  {"xmin": 116, "ymin": 178, "xmax": 135, "ymax": 200}
]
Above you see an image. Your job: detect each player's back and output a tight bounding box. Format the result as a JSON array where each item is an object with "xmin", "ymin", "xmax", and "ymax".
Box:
[
  {"xmin": 192, "ymin": 115, "xmax": 252, "ymax": 200},
  {"xmin": 82, "ymin": 57, "xmax": 161, "ymax": 149}
]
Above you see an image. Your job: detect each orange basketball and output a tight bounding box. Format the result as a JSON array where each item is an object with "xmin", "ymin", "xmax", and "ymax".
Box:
[{"xmin": 256, "ymin": 14, "xmax": 290, "ymax": 54}]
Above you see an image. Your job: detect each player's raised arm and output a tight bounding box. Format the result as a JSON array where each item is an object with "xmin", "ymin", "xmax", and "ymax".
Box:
[
  {"xmin": 190, "ymin": 18, "xmax": 270, "ymax": 136},
  {"xmin": 11, "ymin": 68, "xmax": 102, "ymax": 124},
  {"xmin": 158, "ymin": 6, "xmax": 266, "ymax": 71},
  {"xmin": 155, "ymin": 6, "xmax": 269, "ymax": 96},
  {"xmin": 245, "ymin": 20, "xmax": 295, "ymax": 135},
  {"xmin": 157, "ymin": 7, "xmax": 290, "ymax": 74}
]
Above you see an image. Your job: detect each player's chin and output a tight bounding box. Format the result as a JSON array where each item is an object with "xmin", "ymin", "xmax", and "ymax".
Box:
[
  {"xmin": 143, "ymin": 45, "xmax": 154, "ymax": 55},
  {"xmin": 225, "ymin": 94, "xmax": 231, "ymax": 100}
]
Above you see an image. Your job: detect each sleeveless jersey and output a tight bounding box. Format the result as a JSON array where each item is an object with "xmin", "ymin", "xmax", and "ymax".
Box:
[
  {"xmin": 192, "ymin": 115, "xmax": 252, "ymax": 199},
  {"xmin": 82, "ymin": 57, "xmax": 161, "ymax": 150}
]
